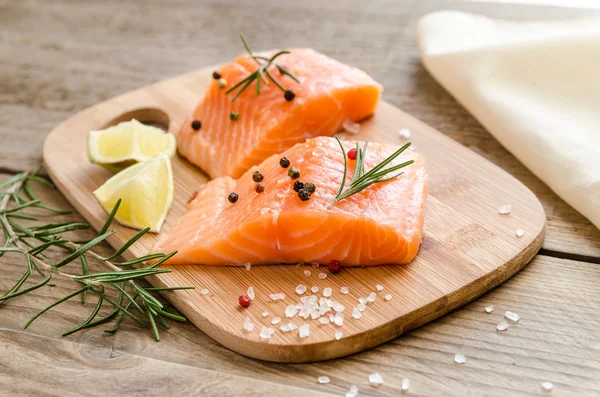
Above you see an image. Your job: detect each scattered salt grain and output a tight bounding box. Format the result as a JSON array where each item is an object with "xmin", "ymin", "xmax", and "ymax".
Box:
[
  {"xmin": 357, "ymin": 303, "xmax": 366, "ymax": 312},
  {"xmin": 497, "ymin": 321, "xmax": 509, "ymax": 331},
  {"xmin": 243, "ymin": 317, "xmax": 254, "ymax": 332},
  {"xmin": 516, "ymin": 228, "xmax": 524, "ymax": 237},
  {"xmin": 345, "ymin": 385, "xmax": 359, "ymax": 397},
  {"xmin": 317, "ymin": 376, "xmax": 330, "ymax": 384},
  {"xmin": 498, "ymin": 204, "xmax": 512, "ymax": 215},
  {"xmin": 304, "ymin": 269, "xmax": 311, "ymax": 277},
  {"xmin": 376, "ymin": 284, "xmax": 384, "ymax": 291},
  {"xmin": 358, "ymin": 297, "xmax": 368, "ymax": 305},
  {"xmin": 262, "ymin": 311, "xmax": 269, "ymax": 317},
  {"xmin": 333, "ymin": 301, "xmax": 345, "ymax": 312},
  {"xmin": 329, "ymin": 314, "xmax": 335, "ymax": 322},
  {"xmin": 247, "ymin": 286, "xmax": 255, "ymax": 300},
  {"xmin": 352, "ymin": 307, "xmax": 363, "ymax": 319},
  {"xmin": 288, "ymin": 322, "xmax": 298, "ymax": 331},
  {"xmin": 323, "ymin": 287, "xmax": 333, "ymax": 297},
  {"xmin": 343, "ymin": 120, "xmax": 360, "ymax": 134},
  {"xmin": 334, "ymin": 312, "xmax": 344, "ymax": 326},
  {"xmin": 484, "ymin": 305, "xmax": 494, "ymax": 313},
  {"xmin": 310, "ymin": 310, "xmax": 320, "ymax": 320},
  {"xmin": 340, "ymin": 287, "xmax": 349, "ymax": 294},
  {"xmin": 311, "ymin": 286, "xmax": 319, "ymax": 293},
  {"xmin": 384, "ymin": 294, "xmax": 392, "ymax": 301},
  {"xmin": 299, "ymin": 324, "xmax": 310, "ymax": 338},
  {"xmin": 271, "ymin": 316, "xmax": 281, "ymax": 325},
  {"xmin": 398, "ymin": 128, "xmax": 412, "ymax": 139},
  {"xmin": 259, "ymin": 326, "xmax": 275, "ymax": 339},
  {"xmin": 335, "ymin": 331, "xmax": 343, "ymax": 340},
  {"xmin": 296, "ymin": 284, "xmax": 307, "ymax": 295},
  {"xmin": 269, "ymin": 293, "xmax": 286, "ymax": 301},
  {"xmin": 505, "ymin": 311, "xmax": 520, "ymax": 322},
  {"xmin": 280, "ymin": 324, "xmax": 290, "ymax": 332},
  {"xmin": 319, "ymin": 317, "xmax": 330, "ymax": 325},
  {"xmin": 201, "ymin": 288, "xmax": 209, "ymax": 296},
  {"xmin": 367, "ymin": 292, "xmax": 377, "ymax": 303},
  {"xmin": 402, "ymin": 378, "xmax": 410, "ymax": 391},
  {"xmin": 244, "ymin": 263, "xmax": 251, "ymax": 271},
  {"xmin": 541, "ymin": 381, "xmax": 553, "ymax": 391},
  {"xmin": 369, "ymin": 372, "xmax": 384, "ymax": 385},
  {"xmin": 301, "ymin": 295, "xmax": 317, "ymax": 303},
  {"xmin": 285, "ymin": 304, "xmax": 298, "ymax": 318},
  {"xmin": 454, "ymin": 353, "xmax": 467, "ymax": 364},
  {"xmin": 318, "ymin": 272, "xmax": 327, "ymax": 279}
]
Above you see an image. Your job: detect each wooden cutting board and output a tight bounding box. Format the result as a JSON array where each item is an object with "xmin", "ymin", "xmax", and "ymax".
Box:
[{"xmin": 43, "ymin": 66, "xmax": 546, "ymax": 363}]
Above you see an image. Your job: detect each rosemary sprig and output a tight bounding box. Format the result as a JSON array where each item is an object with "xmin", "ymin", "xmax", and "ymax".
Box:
[
  {"xmin": 329, "ymin": 137, "xmax": 415, "ymax": 207},
  {"xmin": 0, "ymin": 168, "xmax": 194, "ymax": 341},
  {"xmin": 225, "ymin": 34, "xmax": 299, "ymax": 101}
]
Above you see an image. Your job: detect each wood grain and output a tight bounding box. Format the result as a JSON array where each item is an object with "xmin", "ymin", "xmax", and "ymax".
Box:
[{"xmin": 42, "ymin": 65, "xmax": 546, "ymax": 362}]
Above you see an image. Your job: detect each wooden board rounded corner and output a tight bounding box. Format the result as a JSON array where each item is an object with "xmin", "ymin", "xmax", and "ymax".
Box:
[{"xmin": 42, "ymin": 66, "xmax": 546, "ymax": 363}]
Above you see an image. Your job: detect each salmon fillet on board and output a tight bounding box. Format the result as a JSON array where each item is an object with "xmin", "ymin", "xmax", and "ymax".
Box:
[
  {"xmin": 153, "ymin": 137, "xmax": 427, "ymax": 266},
  {"xmin": 177, "ymin": 49, "xmax": 382, "ymax": 178}
]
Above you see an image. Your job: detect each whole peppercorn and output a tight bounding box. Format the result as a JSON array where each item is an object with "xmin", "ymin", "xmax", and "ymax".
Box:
[
  {"xmin": 284, "ymin": 89, "xmax": 296, "ymax": 101},
  {"xmin": 212, "ymin": 71, "xmax": 221, "ymax": 79},
  {"xmin": 252, "ymin": 171, "xmax": 264, "ymax": 182},
  {"xmin": 298, "ymin": 188, "xmax": 311, "ymax": 201},
  {"xmin": 238, "ymin": 295, "xmax": 251, "ymax": 308},
  {"xmin": 293, "ymin": 180, "xmax": 304, "ymax": 192},
  {"xmin": 191, "ymin": 120, "xmax": 202, "ymax": 131},
  {"xmin": 228, "ymin": 192, "xmax": 239, "ymax": 203},
  {"xmin": 255, "ymin": 183, "xmax": 265, "ymax": 193},
  {"xmin": 230, "ymin": 111, "xmax": 239, "ymax": 121},
  {"xmin": 288, "ymin": 166, "xmax": 300, "ymax": 179},
  {"xmin": 347, "ymin": 148, "xmax": 357, "ymax": 160},
  {"xmin": 303, "ymin": 182, "xmax": 316, "ymax": 194},
  {"xmin": 279, "ymin": 157, "xmax": 290, "ymax": 168},
  {"xmin": 328, "ymin": 260, "xmax": 341, "ymax": 274}
]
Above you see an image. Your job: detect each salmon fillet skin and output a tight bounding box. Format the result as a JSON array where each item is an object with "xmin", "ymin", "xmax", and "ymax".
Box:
[
  {"xmin": 152, "ymin": 137, "xmax": 427, "ymax": 267},
  {"xmin": 177, "ymin": 49, "xmax": 382, "ymax": 178}
]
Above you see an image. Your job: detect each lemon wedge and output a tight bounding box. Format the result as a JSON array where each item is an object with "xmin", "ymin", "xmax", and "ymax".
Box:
[
  {"xmin": 93, "ymin": 154, "xmax": 173, "ymax": 233},
  {"xmin": 88, "ymin": 119, "xmax": 176, "ymax": 172}
]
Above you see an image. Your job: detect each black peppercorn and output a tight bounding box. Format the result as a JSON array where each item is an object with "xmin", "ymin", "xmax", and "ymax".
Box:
[
  {"xmin": 288, "ymin": 166, "xmax": 300, "ymax": 179},
  {"xmin": 284, "ymin": 89, "xmax": 295, "ymax": 101},
  {"xmin": 279, "ymin": 157, "xmax": 290, "ymax": 168},
  {"xmin": 252, "ymin": 171, "xmax": 264, "ymax": 182},
  {"xmin": 255, "ymin": 183, "xmax": 265, "ymax": 193},
  {"xmin": 230, "ymin": 111, "xmax": 239, "ymax": 121},
  {"xmin": 298, "ymin": 188, "xmax": 311, "ymax": 201},
  {"xmin": 191, "ymin": 120, "xmax": 201, "ymax": 131},
  {"xmin": 227, "ymin": 192, "xmax": 238, "ymax": 203},
  {"xmin": 303, "ymin": 182, "xmax": 316, "ymax": 194},
  {"xmin": 212, "ymin": 71, "xmax": 221, "ymax": 79},
  {"xmin": 293, "ymin": 181, "xmax": 304, "ymax": 192}
]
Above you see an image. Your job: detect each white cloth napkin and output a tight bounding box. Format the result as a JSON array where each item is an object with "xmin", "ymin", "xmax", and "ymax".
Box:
[{"xmin": 417, "ymin": 11, "xmax": 600, "ymax": 229}]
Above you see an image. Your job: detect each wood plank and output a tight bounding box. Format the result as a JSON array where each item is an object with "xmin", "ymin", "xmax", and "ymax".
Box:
[{"xmin": 1, "ymin": 0, "xmax": 598, "ymax": 257}]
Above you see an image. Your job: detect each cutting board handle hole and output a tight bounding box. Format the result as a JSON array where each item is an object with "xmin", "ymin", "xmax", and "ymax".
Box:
[{"xmin": 102, "ymin": 108, "xmax": 170, "ymax": 131}]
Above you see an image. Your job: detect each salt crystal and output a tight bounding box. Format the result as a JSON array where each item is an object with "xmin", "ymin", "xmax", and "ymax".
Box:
[
  {"xmin": 243, "ymin": 317, "xmax": 254, "ymax": 332},
  {"xmin": 516, "ymin": 228, "xmax": 524, "ymax": 237},
  {"xmin": 244, "ymin": 263, "xmax": 251, "ymax": 271},
  {"xmin": 310, "ymin": 309, "xmax": 320, "ymax": 320},
  {"xmin": 368, "ymin": 372, "xmax": 384, "ymax": 385},
  {"xmin": 335, "ymin": 331, "xmax": 343, "ymax": 340},
  {"xmin": 485, "ymin": 305, "xmax": 494, "ymax": 313},
  {"xmin": 323, "ymin": 287, "xmax": 333, "ymax": 297},
  {"xmin": 259, "ymin": 326, "xmax": 274, "ymax": 339},
  {"xmin": 311, "ymin": 286, "xmax": 319, "ymax": 293},
  {"xmin": 271, "ymin": 317, "xmax": 281, "ymax": 325},
  {"xmin": 288, "ymin": 322, "xmax": 298, "ymax": 331},
  {"xmin": 329, "ymin": 314, "xmax": 335, "ymax": 322},
  {"xmin": 384, "ymin": 294, "xmax": 392, "ymax": 301},
  {"xmin": 285, "ymin": 304, "xmax": 298, "ymax": 318},
  {"xmin": 280, "ymin": 324, "xmax": 290, "ymax": 332},
  {"xmin": 358, "ymin": 303, "xmax": 367, "ymax": 312},
  {"xmin": 319, "ymin": 317, "xmax": 329, "ymax": 325},
  {"xmin": 398, "ymin": 128, "xmax": 412, "ymax": 139},
  {"xmin": 345, "ymin": 385, "xmax": 358, "ymax": 397},
  {"xmin": 343, "ymin": 120, "xmax": 360, "ymax": 134},
  {"xmin": 262, "ymin": 311, "xmax": 269, "ymax": 317},
  {"xmin": 318, "ymin": 272, "xmax": 327, "ymax": 279},
  {"xmin": 340, "ymin": 287, "xmax": 349, "ymax": 294},
  {"xmin": 505, "ymin": 311, "xmax": 520, "ymax": 322},
  {"xmin": 247, "ymin": 286, "xmax": 255, "ymax": 300},
  {"xmin": 299, "ymin": 324, "xmax": 310, "ymax": 338},
  {"xmin": 295, "ymin": 302, "xmax": 304, "ymax": 310},
  {"xmin": 497, "ymin": 321, "xmax": 509, "ymax": 331},
  {"xmin": 304, "ymin": 269, "xmax": 311, "ymax": 277},
  {"xmin": 317, "ymin": 376, "xmax": 330, "ymax": 384},
  {"xmin": 301, "ymin": 295, "xmax": 317, "ymax": 303},
  {"xmin": 454, "ymin": 353, "xmax": 467, "ymax": 364},
  {"xmin": 333, "ymin": 301, "xmax": 345, "ymax": 312},
  {"xmin": 401, "ymin": 378, "xmax": 410, "ymax": 391},
  {"xmin": 358, "ymin": 297, "xmax": 368, "ymax": 305},
  {"xmin": 296, "ymin": 284, "xmax": 307, "ymax": 295},
  {"xmin": 334, "ymin": 312, "xmax": 344, "ymax": 326},
  {"xmin": 541, "ymin": 381, "xmax": 553, "ymax": 391},
  {"xmin": 352, "ymin": 307, "xmax": 363, "ymax": 319},
  {"xmin": 201, "ymin": 288, "xmax": 209, "ymax": 296},
  {"xmin": 367, "ymin": 292, "xmax": 377, "ymax": 303},
  {"xmin": 499, "ymin": 204, "xmax": 512, "ymax": 215},
  {"xmin": 270, "ymin": 293, "xmax": 286, "ymax": 301},
  {"xmin": 376, "ymin": 284, "xmax": 384, "ymax": 291}
]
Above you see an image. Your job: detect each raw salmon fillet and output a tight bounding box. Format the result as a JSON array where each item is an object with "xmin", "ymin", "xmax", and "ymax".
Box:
[
  {"xmin": 153, "ymin": 137, "xmax": 427, "ymax": 266},
  {"xmin": 177, "ymin": 49, "xmax": 382, "ymax": 178}
]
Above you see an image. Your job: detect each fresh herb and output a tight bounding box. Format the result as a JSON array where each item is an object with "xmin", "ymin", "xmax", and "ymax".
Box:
[
  {"xmin": 329, "ymin": 137, "xmax": 414, "ymax": 208},
  {"xmin": 225, "ymin": 34, "xmax": 300, "ymax": 102},
  {"xmin": 0, "ymin": 168, "xmax": 193, "ymax": 341}
]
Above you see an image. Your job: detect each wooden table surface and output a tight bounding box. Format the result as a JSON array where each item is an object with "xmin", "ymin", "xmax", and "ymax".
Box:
[{"xmin": 1, "ymin": 0, "xmax": 599, "ymax": 396}]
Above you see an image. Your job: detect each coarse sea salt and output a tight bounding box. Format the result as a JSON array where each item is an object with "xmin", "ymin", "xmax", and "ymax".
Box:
[
  {"xmin": 454, "ymin": 353, "xmax": 467, "ymax": 364},
  {"xmin": 369, "ymin": 372, "xmax": 384, "ymax": 385},
  {"xmin": 333, "ymin": 301, "xmax": 345, "ymax": 312},
  {"xmin": 335, "ymin": 331, "xmax": 343, "ymax": 340},
  {"xmin": 299, "ymin": 324, "xmax": 310, "ymax": 338},
  {"xmin": 323, "ymin": 287, "xmax": 332, "ymax": 297},
  {"xmin": 280, "ymin": 324, "xmax": 290, "ymax": 332},
  {"xmin": 288, "ymin": 322, "xmax": 298, "ymax": 331},
  {"xmin": 505, "ymin": 311, "xmax": 520, "ymax": 322},
  {"xmin": 296, "ymin": 284, "xmax": 307, "ymax": 295},
  {"xmin": 334, "ymin": 312, "xmax": 344, "ymax": 326},
  {"xmin": 340, "ymin": 287, "xmax": 349, "ymax": 294},
  {"xmin": 357, "ymin": 303, "xmax": 367, "ymax": 312},
  {"xmin": 244, "ymin": 263, "xmax": 251, "ymax": 271},
  {"xmin": 243, "ymin": 317, "xmax": 254, "ymax": 332},
  {"xmin": 259, "ymin": 326, "xmax": 275, "ymax": 339},
  {"xmin": 343, "ymin": 120, "xmax": 360, "ymax": 134},
  {"xmin": 270, "ymin": 293, "xmax": 286, "ymax": 301},
  {"xmin": 497, "ymin": 321, "xmax": 509, "ymax": 331},
  {"xmin": 304, "ymin": 269, "xmax": 311, "ymax": 277},
  {"xmin": 247, "ymin": 286, "xmax": 255, "ymax": 300},
  {"xmin": 352, "ymin": 307, "xmax": 363, "ymax": 319},
  {"xmin": 317, "ymin": 376, "xmax": 330, "ymax": 384},
  {"xmin": 541, "ymin": 381, "xmax": 553, "ymax": 391},
  {"xmin": 311, "ymin": 286, "xmax": 319, "ymax": 293},
  {"xmin": 485, "ymin": 305, "xmax": 494, "ymax": 313},
  {"xmin": 262, "ymin": 311, "xmax": 269, "ymax": 317},
  {"xmin": 285, "ymin": 304, "xmax": 298, "ymax": 318},
  {"xmin": 319, "ymin": 317, "xmax": 329, "ymax": 325},
  {"xmin": 329, "ymin": 314, "xmax": 335, "ymax": 322},
  {"xmin": 499, "ymin": 204, "xmax": 512, "ymax": 215},
  {"xmin": 358, "ymin": 297, "xmax": 368, "ymax": 305},
  {"xmin": 318, "ymin": 272, "xmax": 327, "ymax": 279},
  {"xmin": 516, "ymin": 228, "xmax": 524, "ymax": 237},
  {"xmin": 402, "ymin": 378, "xmax": 410, "ymax": 391},
  {"xmin": 201, "ymin": 288, "xmax": 209, "ymax": 295},
  {"xmin": 384, "ymin": 294, "xmax": 392, "ymax": 301},
  {"xmin": 398, "ymin": 128, "xmax": 412, "ymax": 139},
  {"xmin": 367, "ymin": 292, "xmax": 377, "ymax": 303},
  {"xmin": 376, "ymin": 284, "xmax": 384, "ymax": 291},
  {"xmin": 345, "ymin": 385, "xmax": 358, "ymax": 397},
  {"xmin": 271, "ymin": 317, "xmax": 281, "ymax": 325}
]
